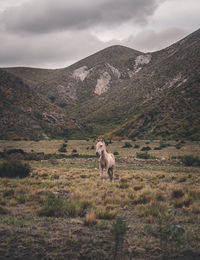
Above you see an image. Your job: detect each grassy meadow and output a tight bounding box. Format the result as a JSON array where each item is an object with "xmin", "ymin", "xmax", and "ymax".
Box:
[{"xmin": 0, "ymin": 139, "xmax": 200, "ymax": 259}]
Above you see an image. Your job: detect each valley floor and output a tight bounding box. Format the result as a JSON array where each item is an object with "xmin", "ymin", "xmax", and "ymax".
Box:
[{"xmin": 0, "ymin": 139, "xmax": 200, "ymax": 259}]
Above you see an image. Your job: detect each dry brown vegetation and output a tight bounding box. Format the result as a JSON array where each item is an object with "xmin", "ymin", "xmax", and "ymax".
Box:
[{"xmin": 0, "ymin": 139, "xmax": 200, "ymax": 259}]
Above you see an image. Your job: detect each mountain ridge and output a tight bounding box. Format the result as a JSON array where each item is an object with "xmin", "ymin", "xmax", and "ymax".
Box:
[{"xmin": 2, "ymin": 28, "xmax": 200, "ymax": 140}]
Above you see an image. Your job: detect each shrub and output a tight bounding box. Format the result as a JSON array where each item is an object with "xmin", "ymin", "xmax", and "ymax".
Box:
[
  {"xmin": 58, "ymin": 143, "xmax": 67, "ymax": 153},
  {"xmin": 171, "ymin": 188, "xmax": 184, "ymax": 199},
  {"xmin": 111, "ymin": 217, "xmax": 128, "ymax": 259},
  {"xmin": 138, "ymin": 201, "xmax": 170, "ymax": 223},
  {"xmin": 180, "ymin": 155, "xmax": 200, "ymax": 166},
  {"xmin": 159, "ymin": 142, "xmax": 169, "ymax": 148},
  {"xmin": 154, "ymin": 146, "xmax": 162, "ymax": 150},
  {"xmin": 72, "ymin": 149, "xmax": 77, "ymax": 153},
  {"xmin": 175, "ymin": 143, "xmax": 182, "ymax": 149},
  {"xmin": 141, "ymin": 146, "xmax": 151, "ymax": 151},
  {"xmin": 90, "ymin": 145, "xmax": 95, "ymax": 150},
  {"xmin": 122, "ymin": 142, "xmax": 132, "ymax": 148},
  {"xmin": 134, "ymin": 144, "xmax": 140, "ymax": 148},
  {"xmin": 0, "ymin": 206, "xmax": 9, "ymax": 215},
  {"xmin": 3, "ymin": 189, "xmax": 15, "ymax": 197},
  {"xmin": 114, "ymin": 151, "xmax": 119, "ymax": 156},
  {"xmin": 136, "ymin": 152, "xmax": 156, "ymax": 159},
  {"xmin": 38, "ymin": 193, "xmax": 76, "ymax": 217},
  {"xmin": 58, "ymin": 147, "xmax": 67, "ymax": 152},
  {"xmin": 0, "ymin": 160, "xmax": 31, "ymax": 178},
  {"xmin": 96, "ymin": 208, "xmax": 117, "ymax": 220}
]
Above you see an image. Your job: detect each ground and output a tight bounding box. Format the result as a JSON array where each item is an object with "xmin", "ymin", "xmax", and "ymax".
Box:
[{"xmin": 0, "ymin": 139, "xmax": 200, "ymax": 259}]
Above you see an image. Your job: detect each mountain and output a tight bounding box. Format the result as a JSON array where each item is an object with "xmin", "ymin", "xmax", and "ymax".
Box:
[
  {"xmin": 0, "ymin": 69, "xmax": 82, "ymax": 140},
  {"xmin": 2, "ymin": 28, "xmax": 200, "ymax": 140},
  {"xmin": 5, "ymin": 45, "xmax": 142, "ymax": 105}
]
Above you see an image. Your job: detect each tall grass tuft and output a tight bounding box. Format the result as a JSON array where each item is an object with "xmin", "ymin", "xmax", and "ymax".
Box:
[
  {"xmin": 38, "ymin": 193, "xmax": 76, "ymax": 217},
  {"xmin": 111, "ymin": 217, "xmax": 128, "ymax": 260}
]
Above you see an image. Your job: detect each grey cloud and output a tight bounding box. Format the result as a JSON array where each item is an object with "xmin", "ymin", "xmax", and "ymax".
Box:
[
  {"xmin": 1, "ymin": 0, "xmax": 159, "ymax": 34},
  {"xmin": 123, "ymin": 27, "xmax": 189, "ymax": 52},
  {"xmin": 0, "ymin": 30, "xmax": 106, "ymax": 68}
]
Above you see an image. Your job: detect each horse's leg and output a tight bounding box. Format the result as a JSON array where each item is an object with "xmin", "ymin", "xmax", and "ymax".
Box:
[
  {"xmin": 99, "ymin": 163, "xmax": 103, "ymax": 178},
  {"xmin": 111, "ymin": 167, "xmax": 114, "ymax": 182},
  {"xmin": 108, "ymin": 168, "xmax": 113, "ymax": 182}
]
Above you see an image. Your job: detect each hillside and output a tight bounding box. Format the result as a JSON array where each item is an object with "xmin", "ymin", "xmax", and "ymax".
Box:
[
  {"xmin": 2, "ymin": 28, "xmax": 200, "ymax": 140},
  {"xmin": 0, "ymin": 69, "xmax": 82, "ymax": 140},
  {"xmin": 5, "ymin": 45, "xmax": 142, "ymax": 106},
  {"xmin": 106, "ymin": 29, "xmax": 200, "ymax": 140}
]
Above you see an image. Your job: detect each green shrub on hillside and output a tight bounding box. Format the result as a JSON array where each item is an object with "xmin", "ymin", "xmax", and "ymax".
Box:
[
  {"xmin": 0, "ymin": 160, "xmax": 31, "ymax": 178},
  {"xmin": 141, "ymin": 146, "xmax": 151, "ymax": 151},
  {"xmin": 136, "ymin": 152, "xmax": 156, "ymax": 159},
  {"xmin": 180, "ymin": 155, "xmax": 200, "ymax": 167},
  {"xmin": 38, "ymin": 193, "xmax": 76, "ymax": 217},
  {"xmin": 58, "ymin": 143, "xmax": 67, "ymax": 152},
  {"xmin": 122, "ymin": 142, "xmax": 132, "ymax": 148}
]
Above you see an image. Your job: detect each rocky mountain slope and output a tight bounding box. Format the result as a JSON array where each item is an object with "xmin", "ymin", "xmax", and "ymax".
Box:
[
  {"xmin": 5, "ymin": 45, "xmax": 143, "ymax": 105},
  {"xmin": 3, "ymin": 28, "xmax": 200, "ymax": 140},
  {"xmin": 0, "ymin": 69, "xmax": 82, "ymax": 140}
]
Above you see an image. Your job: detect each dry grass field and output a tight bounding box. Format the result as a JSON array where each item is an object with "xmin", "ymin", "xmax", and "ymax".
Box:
[{"xmin": 0, "ymin": 139, "xmax": 200, "ymax": 259}]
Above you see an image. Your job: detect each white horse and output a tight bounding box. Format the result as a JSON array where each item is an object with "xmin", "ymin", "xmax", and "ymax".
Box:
[{"xmin": 96, "ymin": 140, "xmax": 115, "ymax": 181}]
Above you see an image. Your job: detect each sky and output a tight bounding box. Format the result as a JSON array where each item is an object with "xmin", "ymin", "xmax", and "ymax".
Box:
[{"xmin": 0, "ymin": 0, "xmax": 199, "ymax": 68}]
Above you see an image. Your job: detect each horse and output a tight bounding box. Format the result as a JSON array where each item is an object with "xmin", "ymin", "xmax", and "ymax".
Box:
[{"xmin": 96, "ymin": 140, "xmax": 115, "ymax": 181}]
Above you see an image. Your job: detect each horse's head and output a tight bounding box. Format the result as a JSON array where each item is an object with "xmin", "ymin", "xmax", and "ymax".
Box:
[{"xmin": 96, "ymin": 140, "xmax": 105, "ymax": 156}]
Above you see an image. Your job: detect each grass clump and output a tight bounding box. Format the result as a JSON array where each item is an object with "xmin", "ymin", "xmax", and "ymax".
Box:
[
  {"xmin": 134, "ymin": 189, "xmax": 153, "ymax": 204},
  {"xmin": 96, "ymin": 208, "xmax": 117, "ymax": 220},
  {"xmin": 141, "ymin": 146, "xmax": 151, "ymax": 151},
  {"xmin": 58, "ymin": 143, "xmax": 67, "ymax": 153},
  {"xmin": 0, "ymin": 160, "xmax": 31, "ymax": 178},
  {"xmin": 138, "ymin": 201, "xmax": 171, "ymax": 223},
  {"xmin": 122, "ymin": 142, "xmax": 132, "ymax": 148},
  {"xmin": 180, "ymin": 155, "xmax": 200, "ymax": 166},
  {"xmin": 0, "ymin": 206, "xmax": 9, "ymax": 215},
  {"xmin": 171, "ymin": 188, "xmax": 184, "ymax": 199},
  {"xmin": 84, "ymin": 212, "xmax": 97, "ymax": 226},
  {"xmin": 111, "ymin": 217, "xmax": 128, "ymax": 260},
  {"xmin": 38, "ymin": 193, "xmax": 76, "ymax": 217},
  {"xmin": 136, "ymin": 152, "xmax": 156, "ymax": 159}
]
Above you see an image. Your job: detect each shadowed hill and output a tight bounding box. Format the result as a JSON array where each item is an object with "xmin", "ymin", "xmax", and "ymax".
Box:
[{"xmin": 0, "ymin": 69, "xmax": 82, "ymax": 140}]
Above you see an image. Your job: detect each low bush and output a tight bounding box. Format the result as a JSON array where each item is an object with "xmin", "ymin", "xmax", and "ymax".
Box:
[
  {"xmin": 134, "ymin": 144, "xmax": 140, "ymax": 148},
  {"xmin": 38, "ymin": 193, "xmax": 76, "ymax": 217},
  {"xmin": 58, "ymin": 143, "xmax": 67, "ymax": 153},
  {"xmin": 136, "ymin": 152, "xmax": 156, "ymax": 159},
  {"xmin": 154, "ymin": 146, "xmax": 162, "ymax": 150},
  {"xmin": 111, "ymin": 217, "xmax": 128, "ymax": 259},
  {"xmin": 175, "ymin": 143, "xmax": 182, "ymax": 149},
  {"xmin": 114, "ymin": 151, "xmax": 119, "ymax": 155},
  {"xmin": 96, "ymin": 208, "xmax": 117, "ymax": 220},
  {"xmin": 171, "ymin": 188, "xmax": 184, "ymax": 199},
  {"xmin": 141, "ymin": 146, "xmax": 151, "ymax": 151},
  {"xmin": 0, "ymin": 160, "xmax": 31, "ymax": 178},
  {"xmin": 180, "ymin": 155, "xmax": 200, "ymax": 167},
  {"xmin": 0, "ymin": 206, "xmax": 9, "ymax": 215},
  {"xmin": 122, "ymin": 142, "xmax": 132, "ymax": 148}
]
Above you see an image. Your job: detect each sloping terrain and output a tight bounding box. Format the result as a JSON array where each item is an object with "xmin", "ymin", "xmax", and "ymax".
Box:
[
  {"xmin": 5, "ymin": 45, "xmax": 143, "ymax": 106},
  {"xmin": 2, "ymin": 29, "xmax": 200, "ymax": 140},
  {"xmin": 104, "ymin": 29, "xmax": 200, "ymax": 140},
  {"xmin": 0, "ymin": 69, "xmax": 81, "ymax": 140}
]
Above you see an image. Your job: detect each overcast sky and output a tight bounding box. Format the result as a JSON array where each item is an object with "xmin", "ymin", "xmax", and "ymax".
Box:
[{"xmin": 0, "ymin": 0, "xmax": 199, "ymax": 68}]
